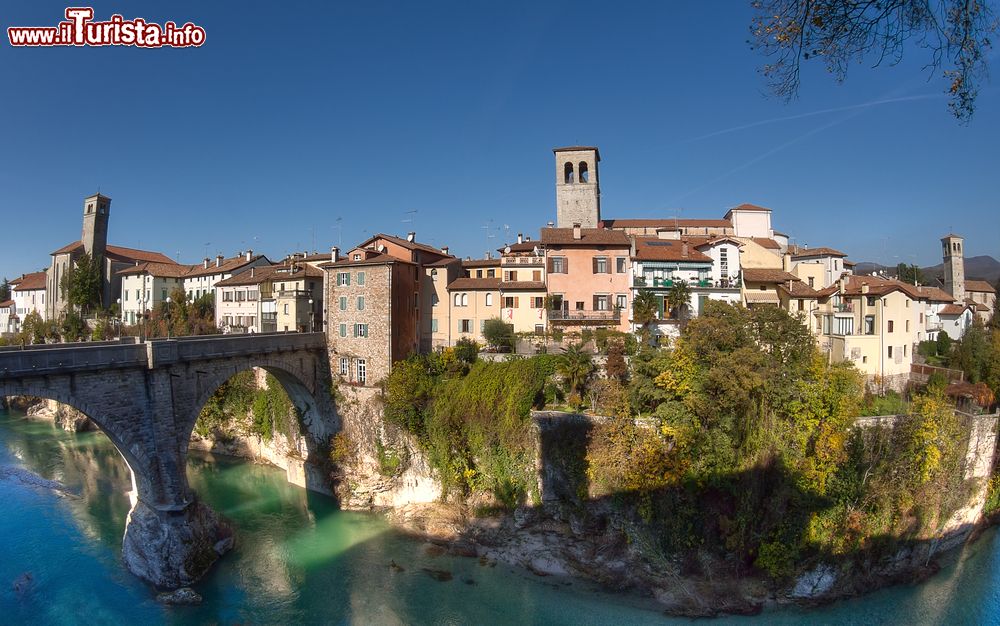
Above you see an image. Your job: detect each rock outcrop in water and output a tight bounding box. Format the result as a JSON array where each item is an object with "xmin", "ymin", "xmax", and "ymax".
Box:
[{"xmin": 122, "ymin": 498, "xmax": 233, "ymax": 590}]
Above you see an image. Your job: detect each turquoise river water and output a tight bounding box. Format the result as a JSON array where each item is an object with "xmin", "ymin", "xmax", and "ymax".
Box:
[{"xmin": 3, "ymin": 407, "xmax": 1000, "ymax": 625}]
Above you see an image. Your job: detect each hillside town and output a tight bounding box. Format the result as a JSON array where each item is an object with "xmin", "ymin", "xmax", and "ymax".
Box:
[{"xmin": 1, "ymin": 147, "xmax": 996, "ymax": 393}]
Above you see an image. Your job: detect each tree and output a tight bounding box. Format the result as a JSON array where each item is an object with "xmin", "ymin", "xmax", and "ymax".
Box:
[
  {"xmin": 750, "ymin": 0, "xmax": 997, "ymax": 120},
  {"xmin": 666, "ymin": 280, "xmax": 693, "ymax": 321},
  {"xmin": 453, "ymin": 337, "xmax": 480, "ymax": 364},
  {"xmin": 556, "ymin": 342, "xmax": 595, "ymax": 400},
  {"xmin": 483, "ymin": 317, "xmax": 514, "ymax": 352},
  {"xmin": 895, "ymin": 263, "xmax": 924, "ymax": 285},
  {"xmin": 605, "ymin": 339, "xmax": 628, "ymax": 382},
  {"xmin": 17, "ymin": 310, "xmax": 47, "ymax": 345},
  {"xmin": 60, "ymin": 252, "xmax": 103, "ymax": 314},
  {"xmin": 937, "ymin": 329, "xmax": 952, "ymax": 357},
  {"xmin": 632, "ymin": 289, "xmax": 659, "ymax": 340},
  {"xmin": 0, "ymin": 277, "xmax": 10, "ymax": 302}
]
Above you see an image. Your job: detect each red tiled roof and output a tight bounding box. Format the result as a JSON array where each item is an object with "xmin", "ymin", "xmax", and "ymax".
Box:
[
  {"xmin": 319, "ymin": 252, "xmax": 414, "ymax": 268},
  {"xmin": 779, "ymin": 282, "xmax": 820, "ymax": 298},
  {"xmin": 426, "ymin": 257, "xmax": 460, "ymax": 268},
  {"xmin": 915, "ymin": 286, "xmax": 956, "ymax": 303},
  {"xmin": 447, "ymin": 277, "xmax": 501, "ymax": 290},
  {"xmin": 743, "ymin": 268, "xmax": 800, "ymax": 283},
  {"xmin": 939, "ymin": 303, "xmax": 971, "ymax": 316},
  {"xmin": 499, "ymin": 241, "xmax": 540, "ymax": 253},
  {"xmin": 500, "ymin": 281, "xmax": 546, "ymax": 291},
  {"xmin": 727, "ymin": 203, "xmax": 772, "ymax": 213},
  {"xmin": 601, "ymin": 218, "xmax": 733, "ymax": 229},
  {"xmin": 12, "ymin": 271, "xmax": 46, "ymax": 291},
  {"xmin": 50, "ymin": 240, "xmax": 175, "ymax": 264},
  {"xmin": 791, "ymin": 246, "xmax": 847, "ymax": 258},
  {"xmin": 0, "ymin": 299, "xmax": 14, "ymax": 308},
  {"xmin": 540, "ymin": 228, "xmax": 630, "ymax": 246},
  {"xmin": 965, "ymin": 298, "xmax": 990, "ymax": 312},
  {"xmin": 633, "ymin": 237, "xmax": 712, "ymax": 262},
  {"xmin": 750, "ymin": 237, "xmax": 782, "ymax": 250},
  {"xmin": 361, "ymin": 233, "xmax": 449, "ymax": 257},
  {"xmin": 462, "ymin": 258, "xmax": 501, "ymax": 268},
  {"xmin": 215, "ymin": 262, "xmax": 323, "ymax": 287},
  {"xmin": 117, "ymin": 262, "xmax": 191, "ymax": 278},
  {"xmin": 966, "ymin": 280, "xmax": 997, "ymax": 294},
  {"xmin": 184, "ymin": 255, "xmax": 269, "ymax": 278},
  {"xmin": 815, "ymin": 275, "xmax": 921, "ymax": 299}
]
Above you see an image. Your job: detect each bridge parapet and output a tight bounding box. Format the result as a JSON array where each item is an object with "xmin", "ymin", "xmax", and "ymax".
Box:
[{"xmin": 0, "ymin": 342, "xmax": 148, "ymax": 377}]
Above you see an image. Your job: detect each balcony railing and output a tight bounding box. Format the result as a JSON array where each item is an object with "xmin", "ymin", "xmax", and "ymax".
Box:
[
  {"xmin": 633, "ymin": 277, "xmax": 739, "ymax": 289},
  {"xmin": 501, "ymin": 256, "xmax": 544, "ymax": 266},
  {"xmin": 549, "ymin": 309, "xmax": 621, "ymax": 322},
  {"xmin": 275, "ymin": 289, "xmax": 312, "ymax": 298},
  {"xmin": 833, "ymin": 302, "xmax": 854, "ymax": 313}
]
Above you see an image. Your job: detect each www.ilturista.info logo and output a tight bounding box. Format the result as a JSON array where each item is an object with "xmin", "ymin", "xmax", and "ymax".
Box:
[{"xmin": 7, "ymin": 7, "xmax": 205, "ymax": 48}]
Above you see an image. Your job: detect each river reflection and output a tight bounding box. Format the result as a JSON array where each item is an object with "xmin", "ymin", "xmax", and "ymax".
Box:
[{"xmin": 3, "ymin": 407, "xmax": 1000, "ymax": 625}]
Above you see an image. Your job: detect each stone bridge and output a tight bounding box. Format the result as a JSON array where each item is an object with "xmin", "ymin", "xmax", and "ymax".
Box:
[{"xmin": 0, "ymin": 332, "xmax": 337, "ymax": 589}]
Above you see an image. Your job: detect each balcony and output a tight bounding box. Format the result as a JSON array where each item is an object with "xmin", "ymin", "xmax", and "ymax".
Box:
[
  {"xmin": 276, "ymin": 289, "xmax": 312, "ymax": 298},
  {"xmin": 634, "ymin": 277, "xmax": 739, "ymax": 290},
  {"xmin": 549, "ymin": 309, "xmax": 621, "ymax": 323},
  {"xmin": 501, "ymin": 255, "xmax": 544, "ymax": 266},
  {"xmin": 833, "ymin": 302, "xmax": 854, "ymax": 313}
]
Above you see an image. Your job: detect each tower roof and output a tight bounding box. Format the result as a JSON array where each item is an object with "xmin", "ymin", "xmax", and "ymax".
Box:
[
  {"xmin": 553, "ymin": 146, "xmax": 600, "ymax": 160},
  {"xmin": 941, "ymin": 233, "xmax": 964, "ymax": 240}
]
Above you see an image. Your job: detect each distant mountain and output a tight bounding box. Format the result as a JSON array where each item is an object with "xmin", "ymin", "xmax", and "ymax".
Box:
[{"xmin": 852, "ymin": 255, "xmax": 1000, "ymax": 286}]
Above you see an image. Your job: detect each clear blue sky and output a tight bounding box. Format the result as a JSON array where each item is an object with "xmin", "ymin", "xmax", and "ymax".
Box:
[{"xmin": 1, "ymin": 1, "xmax": 997, "ymax": 280}]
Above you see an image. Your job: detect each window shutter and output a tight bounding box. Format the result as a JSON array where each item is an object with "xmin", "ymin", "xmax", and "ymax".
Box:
[
  {"xmin": 563, "ymin": 257, "xmax": 569, "ymax": 274},
  {"xmin": 593, "ymin": 295, "xmax": 599, "ymax": 310},
  {"xmin": 592, "ymin": 257, "xmax": 598, "ymax": 274},
  {"xmin": 514, "ymin": 297, "xmax": 519, "ymax": 309},
  {"xmin": 547, "ymin": 257, "xmax": 553, "ymax": 273}
]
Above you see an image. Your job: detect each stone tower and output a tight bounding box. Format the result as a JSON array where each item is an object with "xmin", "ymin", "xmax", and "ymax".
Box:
[
  {"xmin": 554, "ymin": 146, "xmax": 600, "ymax": 228},
  {"xmin": 942, "ymin": 233, "xmax": 965, "ymax": 302},
  {"xmin": 82, "ymin": 192, "xmax": 110, "ymax": 260}
]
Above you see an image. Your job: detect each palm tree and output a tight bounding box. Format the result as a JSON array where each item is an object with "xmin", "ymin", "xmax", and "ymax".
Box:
[
  {"xmin": 667, "ymin": 280, "xmax": 692, "ymax": 321},
  {"xmin": 556, "ymin": 342, "xmax": 595, "ymax": 397},
  {"xmin": 632, "ymin": 289, "xmax": 659, "ymax": 339}
]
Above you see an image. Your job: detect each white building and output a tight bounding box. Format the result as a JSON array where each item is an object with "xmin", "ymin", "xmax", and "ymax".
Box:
[
  {"xmin": 11, "ymin": 271, "xmax": 47, "ymax": 325},
  {"xmin": 117, "ymin": 262, "xmax": 189, "ymax": 326},
  {"xmin": 182, "ymin": 251, "xmax": 271, "ymax": 301}
]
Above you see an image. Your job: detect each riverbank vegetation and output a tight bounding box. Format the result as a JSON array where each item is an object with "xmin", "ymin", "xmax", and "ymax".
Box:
[
  {"xmin": 383, "ymin": 301, "xmax": 986, "ymax": 580},
  {"xmin": 195, "ymin": 371, "xmax": 299, "ymax": 443}
]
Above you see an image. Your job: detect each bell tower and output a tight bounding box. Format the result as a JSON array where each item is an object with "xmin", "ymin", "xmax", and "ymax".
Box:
[
  {"xmin": 554, "ymin": 146, "xmax": 600, "ymax": 228},
  {"xmin": 941, "ymin": 233, "xmax": 965, "ymax": 302},
  {"xmin": 82, "ymin": 192, "xmax": 110, "ymax": 260}
]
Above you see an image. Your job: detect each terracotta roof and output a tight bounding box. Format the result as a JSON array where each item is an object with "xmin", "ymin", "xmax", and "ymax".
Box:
[
  {"xmin": 462, "ymin": 258, "xmax": 501, "ymax": 268},
  {"xmin": 184, "ymin": 255, "xmax": 268, "ymax": 278},
  {"xmin": 540, "ymin": 227, "xmax": 629, "ymax": 246},
  {"xmin": 117, "ymin": 262, "xmax": 191, "ymax": 278},
  {"xmin": 694, "ymin": 236, "xmax": 744, "ymax": 248},
  {"xmin": 500, "ymin": 281, "xmax": 546, "ymax": 291},
  {"xmin": 965, "ymin": 298, "xmax": 990, "ymax": 312},
  {"xmin": 815, "ymin": 275, "xmax": 922, "ymax": 299},
  {"xmin": 51, "ymin": 241, "xmax": 175, "ymax": 264},
  {"xmin": 633, "ymin": 237, "xmax": 712, "ymax": 262},
  {"xmin": 12, "ymin": 271, "xmax": 46, "ymax": 291},
  {"xmin": 319, "ymin": 252, "xmax": 414, "ymax": 268},
  {"xmin": 426, "ymin": 257, "xmax": 460, "ymax": 268},
  {"xmin": 215, "ymin": 263, "xmax": 322, "ymax": 287},
  {"xmin": 500, "ymin": 241, "xmax": 540, "ymax": 253},
  {"xmin": 726, "ymin": 203, "xmax": 772, "ymax": 216},
  {"xmin": 779, "ymin": 282, "xmax": 820, "ymax": 298},
  {"xmin": 743, "ymin": 268, "xmax": 800, "ymax": 283},
  {"xmin": 791, "ymin": 246, "xmax": 847, "ymax": 258},
  {"xmin": 0, "ymin": 299, "xmax": 13, "ymax": 308},
  {"xmin": 939, "ymin": 303, "xmax": 971, "ymax": 316},
  {"xmin": 751, "ymin": 237, "xmax": 782, "ymax": 250},
  {"xmin": 600, "ymin": 218, "xmax": 733, "ymax": 229},
  {"xmin": 361, "ymin": 233, "xmax": 449, "ymax": 257},
  {"xmin": 447, "ymin": 277, "xmax": 501, "ymax": 291},
  {"xmin": 745, "ymin": 291, "xmax": 780, "ymax": 304},
  {"xmin": 966, "ymin": 280, "xmax": 997, "ymax": 294},
  {"xmin": 915, "ymin": 286, "xmax": 956, "ymax": 303}
]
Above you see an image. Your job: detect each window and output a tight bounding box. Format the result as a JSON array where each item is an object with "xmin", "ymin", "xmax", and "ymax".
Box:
[
  {"xmin": 593, "ymin": 257, "xmax": 608, "ymax": 274},
  {"xmin": 532, "ymin": 296, "xmax": 545, "ymax": 308},
  {"xmin": 161, "ymin": 289, "xmax": 167, "ymax": 301},
  {"xmin": 432, "ymin": 293, "xmax": 439, "ymax": 307},
  {"xmin": 283, "ymin": 304, "xmax": 289, "ymax": 314},
  {"xmin": 431, "ymin": 318, "xmax": 438, "ymax": 332},
  {"xmin": 532, "ymin": 270, "xmax": 542, "ymax": 281},
  {"xmin": 888, "ymin": 346, "xmax": 893, "ymax": 359},
  {"xmin": 339, "ymin": 324, "xmax": 346, "ymax": 337},
  {"xmin": 550, "ymin": 257, "xmax": 567, "ymax": 274},
  {"xmin": 431, "ymin": 269, "xmax": 438, "ymax": 281},
  {"xmin": 504, "ymin": 270, "xmax": 518, "ymax": 282},
  {"xmin": 353, "ymin": 253, "xmax": 361, "ymax": 261},
  {"xmin": 487, "ymin": 269, "xmax": 495, "ymax": 278},
  {"xmin": 616, "ymin": 294, "xmax": 627, "ymax": 310},
  {"xmin": 864, "ymin": 315, "xmax": 875, "ymax": 335},
  {"xmin": 578, "ymin": 161, "xmax": 589, "ymax": 183},
  {"xmin": 535, "ymin": 324, "xmax": 545, "ymax": 334},
  {"xmin": 414, "ymin": 291, "xmax": 418, "ymax": 310},
  {"xmin": 476, "ymin": 270, "xmax": 483, "ymax": 278},
  {"xmin": 357, "ymin": 359, "xmax": 366, "ymax": 385},
  {"xmin": 905, "ymin": 320, "xmax": 910, "ymax": 332},
  {"xmin": 808, "ymin": 277, "xmax": 815, "ymax": 288},
  {"xmin": 460, "ymin": 319, "xmax": 472, "ymax": 333},
  {"xmin": 919, "ymin": 312, "xmax": 924, "ymax": 323},
  {"xmin": 504, "ymin": 296, "xmax": 518, "ymax": 309},
  {"xmin": 905, "ymin": 300, "xmax": 910, "ymax": 308},
  {"xmin": 867, "ymin": 296, "xmax": 876, "ymax": 307},
  {"xmin": 563, "ymin": 161, "xmax": 574, "ymax": 184},
  {"xmin": 223, "ymin": 291, "xmax": 233, "ymax": 302},
  {"xmin": 339, "ymin": 296, "xmax": 347, "ymax": 311},
  {"xmin": 594, "ymin": 295, "xmax": 609, "ymax": 311},
  {"xmin": 357, "ymin": 296, "xmax": 365, "ymax": 311},
  {"xmin": 835, "ymin": 316, "xmax": 854, "ymax": 336},
  {"xmin": 887, "ymin": 320, "xmax": 894, "ymax": 333},
  {"xmin": 357, "ymin": 272, "xmax": 365, "ymax": 286},
  {"xmin": 616, "ymin": 257, "xmax": 626, "ymax": 273},
  {"xmin": 454, "ymin": 293, "xmax": 469, "ymax": 307},
  {"xmin": 337, "ymin": 272, "xmax": 350, "ymax": 286},
  {"xmin": 797, "ymin": 299, "xmax": 804, "ymax": 311},
  {"xmin": 339, "ymin": 358, "xmax": 348, "ymax": 376},
  {"xmin": 355, "ymin": 323, "xmax": 368, "ymax": 337},
  {"xmin": 485, "ymin": 293, "xmax": 493, "ymax": 306},
  {"xmin": 903, "ymin": 344, "xmax": 908, "ymax": 357},
  {"xmin": 576, "ymin": 301, "xmax": 584, "ymax": 311}
]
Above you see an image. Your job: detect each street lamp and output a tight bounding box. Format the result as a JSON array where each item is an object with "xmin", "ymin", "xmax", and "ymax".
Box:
[
  {"xmin": 166, "ymin": 296, "xmax": 172, "ymax": 339},
  {"xmin": 116, "ymin": 298, "xmax": 122, "ymax": 340},
  {"xmin": 308, "ymin": 298, "xmax": 314, "ymax": 333}
]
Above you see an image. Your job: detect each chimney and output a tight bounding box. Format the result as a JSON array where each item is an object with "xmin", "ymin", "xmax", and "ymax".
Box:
[
  {"xmin": 861, "ymin": 284, "xmax": 870, "ymax": 295},
  {"xmin": 486, "ymin": 251, "xmax": 493, "ymax": 260},
  {"xmin": 517, "ymin": 233, "xmax": 523, "ymax": 244},
  {"xmin": 203, "ymin": 258, "xmax": 210, "ymax": 269},
  {"xmin": 681, "ymin": 239, "xmax": 689, "ymax": 258},
  {"xmin": 839, "ymin": 277, "xmax": 847, "ymax": 293},
  {"xmin": 246, "ymin": 249, "xmax": 253, "ymax": 262},
  {"xmin": 629, "ymin": 237, "xmax": 636, "ymax": 258},
  {"xmin": 251, "ymin": 267, "xmax": 255, "ymax": 277},
  {"xmin": 407, "ymin": 231, "xmax": 416, "ymax": 242},
  {"xmin": 572, "ymin": 223, "xmax": 582, "ymax": 240},
  {"xmin": 216, "ymin": 254, "xmax": 223, "ymax": 267},
  {"xmin": 331, "ymin": 246, "xmax": 339, "ymax": 262},
  {"xmin": 441, "ymin": 246, "xmax": 450, "ymax": 256},
  {"xmin": 782, "ymin": 252, "xmax": 791, "ymax": 272}
]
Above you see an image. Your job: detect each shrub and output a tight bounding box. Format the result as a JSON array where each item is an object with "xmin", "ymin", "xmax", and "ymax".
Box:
[{"xmin": 483, "ymin": 317, "xmax": 514, "ymax": 352}]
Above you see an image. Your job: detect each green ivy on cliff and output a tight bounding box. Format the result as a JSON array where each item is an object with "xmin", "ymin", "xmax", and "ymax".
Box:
[{"xmin": 194, "ymin": 371, "xmax": 298, "ymax": 442}]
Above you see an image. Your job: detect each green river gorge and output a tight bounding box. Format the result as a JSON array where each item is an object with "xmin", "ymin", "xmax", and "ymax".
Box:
[{"xmin": 3, "ymin": 407, "xmax": 1000, "ymax": 625}]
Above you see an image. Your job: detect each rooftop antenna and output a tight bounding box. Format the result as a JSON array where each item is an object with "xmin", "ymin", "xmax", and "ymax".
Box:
[
  {"xmin": 203, "ymin": 242, "xmax": 211, "ymax": 258},
  {"xmin": 402, "ymin": 209, "xmax": 417, "ymax": 225},
  {"xmin": 332, "ymin": 217, "xmax": 343, "ymax": 248}
]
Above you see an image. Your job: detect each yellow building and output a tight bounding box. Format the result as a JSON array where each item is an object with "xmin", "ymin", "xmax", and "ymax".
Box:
[{"xmin": 499, "ymin": 240, "xmax": 547, "ymax": 335}]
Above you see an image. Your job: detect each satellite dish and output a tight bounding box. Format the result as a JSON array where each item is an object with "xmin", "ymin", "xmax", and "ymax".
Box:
[
  {"xmin": 504, "ymin": 245, "xmax": 511, "ymax": 254},
  {"xmin": 378, "ymin": 244, "xmax": 386, "ymax": 253},
  {"xmin": 533, "ymin": 246, "xmax": 540, "ymax": 256}
]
